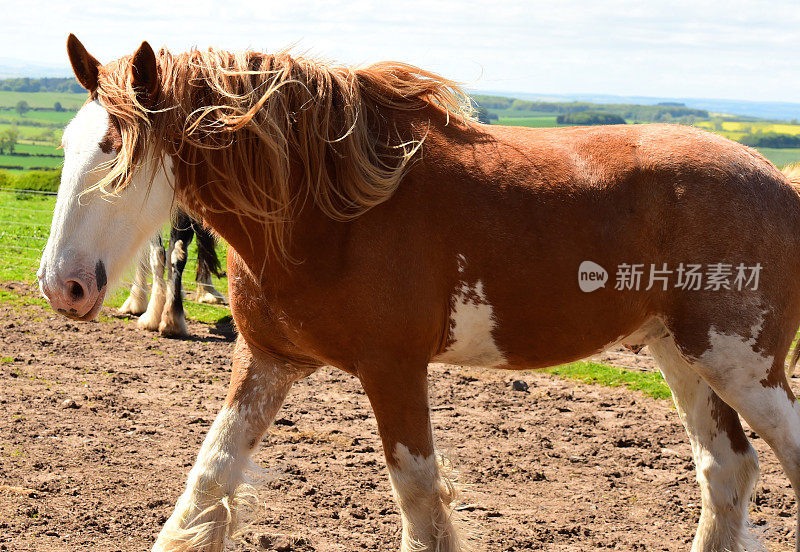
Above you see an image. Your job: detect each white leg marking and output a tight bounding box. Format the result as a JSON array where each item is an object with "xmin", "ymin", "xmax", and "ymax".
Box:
[
  {"xmin": 119, "ymin": 249, "xmax": 150, "ymax": 315},
  {"xmin": 651, "ymin": 337, "xmax": 762, "ymax": 552},
  {"xmin": 153, "ymin": 405, "xmax": 257, "ymax": 552},
  {"xmin": 154, "ymin": 351, "xmax": 304, "ymax": 552},
  {"xmin": 137, "ymin": 242, "xmax": 166, "ymax": 331},
  {"xmin": 387, "ymin": 443, "xmax": 471, "ymax": 552}
]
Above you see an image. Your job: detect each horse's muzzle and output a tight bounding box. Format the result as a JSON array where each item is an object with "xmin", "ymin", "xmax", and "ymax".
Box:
[{"xmin": 38, "ymin": 259, "xmax": 107, "ymax": 321}]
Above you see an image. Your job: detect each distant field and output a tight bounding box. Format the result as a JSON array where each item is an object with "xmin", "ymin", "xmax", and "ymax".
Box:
[
  {"xmin": 758, "ymin": 148, "xmax": 800, "ymax": 168},
  {"xmin": 0, "ymin": 109, "xmax": 75, "ymax": 125},
  {"xmin": 686, "ymin": 120, "xmax": 800, "ymax": 142},
  {"xmin": 0, "ymin": 154, "xmax": 61, "ymax": 170},
  {"xmin": 0, "ymin": 91, "xmax": 86, "ymax": 110},
  {"xmin": 492, "ymin": 117, "xmax": 800, "ymax": 169},
  {"xmin": 0, "ymin": 122, "xmax": 59, "ymax": 141},
  {"xmin": 497, "ymin": 116, "xmax": 560, "ymax": 127},
  {"xmin": 13, "ymin": 143, "xmax": 61, "ymax": 156},
  {"xmin": 491, "ymin": 109, "xmax": 561, "ymax": 119}
]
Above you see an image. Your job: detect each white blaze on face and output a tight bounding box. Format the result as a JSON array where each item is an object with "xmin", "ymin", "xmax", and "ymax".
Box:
[
  {"xmin": 39, "ymin": 100, "xmax": 174, "ymax": 297},
  {"xmin": 433, "ymin": 255, "xmax": 506, "ymax": 367}
]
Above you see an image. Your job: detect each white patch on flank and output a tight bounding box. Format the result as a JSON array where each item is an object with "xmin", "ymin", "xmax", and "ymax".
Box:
[
  {"xmin": 433, "ymin": 279, "xmax": 506, "ymax": 367},
  {"xmin": 697, "ymin": 315, "xmax": 769, "ymax": 384},
  {"xmin": 387, "ymin": 443, "xmax": 466, "ymax": 552}
]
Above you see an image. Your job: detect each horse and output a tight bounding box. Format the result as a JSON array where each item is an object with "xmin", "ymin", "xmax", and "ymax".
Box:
[
  {"xmin": 120, "ymin": 209, "xmax": 227, "ymax": 337},
  {"xmin": 36, "ymin": 33, "xmax": 800, "ymax": 552}
]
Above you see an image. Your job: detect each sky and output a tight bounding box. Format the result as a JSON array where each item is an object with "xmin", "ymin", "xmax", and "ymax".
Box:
[{"xmin": 1, "ymin": 0, "xmax": 800, "ymax": 102}]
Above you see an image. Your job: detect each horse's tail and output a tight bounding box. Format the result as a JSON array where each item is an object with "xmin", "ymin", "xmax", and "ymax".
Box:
[
  {"xmin": 194, "ymin": 222, "xmax": 226, "ymax": 280},
  {"xmin": 784, "ymin": 164, "xmax": 800, "ymax": 374}
]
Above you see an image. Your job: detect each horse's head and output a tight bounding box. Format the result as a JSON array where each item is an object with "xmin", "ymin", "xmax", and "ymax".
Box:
[{"xmin": 38, "ymin": 35, "xmax": 173, "ymax": 320}]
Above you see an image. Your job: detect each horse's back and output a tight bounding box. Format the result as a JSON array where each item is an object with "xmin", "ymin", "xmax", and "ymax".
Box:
[{"xmin": 412, "ymin": 122, "xmax": 800, "ymax": 368}]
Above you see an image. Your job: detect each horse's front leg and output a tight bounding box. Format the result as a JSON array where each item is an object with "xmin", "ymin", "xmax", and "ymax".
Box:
[
  {"xmin": 153, "ymin": 336, "xmax": 314, "ymax": 552},
  {"xmin": 361, "ymin": 360, "xmax": 470, "ymax": 552}
]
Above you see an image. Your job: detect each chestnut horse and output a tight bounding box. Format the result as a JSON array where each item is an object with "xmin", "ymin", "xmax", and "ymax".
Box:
[{"xmin": 37, "ymin": 34, "xmax": 800, "ymax": 552}]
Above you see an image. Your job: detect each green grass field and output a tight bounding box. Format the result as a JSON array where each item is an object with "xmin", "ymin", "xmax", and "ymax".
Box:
[
  {"xmin": 544, "ymin": 362, "xmax": 670, "ymax": 400},
  {"xmin": 0, "ymin": 154, "xmax": 61, "ymax": 169},
  {"xmin": 758, "ymin": 148, "xmax": 800, "ymax": 168},
  {"xmin": 0, "ymin": 189, "xmax": 230, "ymax": 324},
  {"xmin": 0, "ymin": 91, "xmax": 86, "ymax": 110},
  {"xmin": 0, "ymin": 109, "xmax": 75, "ymax": 125},
  {"xmin": 12, "ymin": 142, "xmax": 61, "ymax": 156},
  {"xmin": 0, "ymin": 122, "xmax": 60, "ymax": 141}
]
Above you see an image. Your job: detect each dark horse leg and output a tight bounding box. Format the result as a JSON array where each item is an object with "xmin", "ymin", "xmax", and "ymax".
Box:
[
  {"xmin": 193, "ymin": 220, "xmax": 227, "ymax": 305},
  {"xmin": 159, "ymin": 211, "xmax": 193, "ymax": 337}
]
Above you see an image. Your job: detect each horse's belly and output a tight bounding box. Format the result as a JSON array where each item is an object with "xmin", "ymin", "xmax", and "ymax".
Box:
[{"xmin": 429, "ymin": 275, "xmax": 661, "ymax": 370}]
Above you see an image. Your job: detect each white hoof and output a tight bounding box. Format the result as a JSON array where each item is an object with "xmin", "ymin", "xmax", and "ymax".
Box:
[
  {"xmin": 120, "ymin": 293, "xmax": 148, "ymax": 316},
  {"xmin": 196, "ymin": 290, "xmax": 228, "ymax": 305},
  {"xmin": 137, "ymin": 309, "xmax": 161, "ymax": 332},
  {"xmin": 159, "ymin": 311, "xmax": 187, "ymax": 337}
]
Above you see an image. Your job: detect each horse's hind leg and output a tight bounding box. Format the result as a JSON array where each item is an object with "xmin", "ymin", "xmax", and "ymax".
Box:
[
  {"xmin": 137, "ymin": 235, "xmax": 166, "ymax": 331},
  {"xmin": 193, "ymin": 221, "xmax": 227, "ymax": 305},
  {"xmin": 649, "ymin": 335, "xmax": 761, "ymax": 552},
  {"xmin": 360, "ymin": 361, "xmax": 469, "ymax": 552},
  {"xmin": 668, "ymin": 311, "xmax": 800, "ymax": 552},
  {"xmin": 152, "ymin": 336, "xmax": 314, "ymax": 552},
  {"xmin": 159, "ymin": 239, "xmax": 188, "ymax": 337},
  {"xmin": 160, "ymin": 213, "xmax": 193, "ymax": 337}
]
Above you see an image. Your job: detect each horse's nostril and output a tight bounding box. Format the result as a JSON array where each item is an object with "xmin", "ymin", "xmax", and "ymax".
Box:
[{"xmin": 67, "ymin": 280, "xmax": 85, "ymax": 301}]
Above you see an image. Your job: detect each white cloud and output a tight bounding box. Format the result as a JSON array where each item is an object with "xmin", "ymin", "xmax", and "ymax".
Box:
[{"xmin": 1, "ymin": 0, "xmax": 799, "ymax": 101}]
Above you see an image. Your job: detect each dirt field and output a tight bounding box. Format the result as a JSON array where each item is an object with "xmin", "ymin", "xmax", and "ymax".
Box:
[{"xmin": 1, "ymin": 281, "xmax": 798, "ymax": 552}]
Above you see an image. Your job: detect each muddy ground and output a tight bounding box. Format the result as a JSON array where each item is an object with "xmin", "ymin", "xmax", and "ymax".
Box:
[{"xmin": 1, "ymin": 281, "xmax": 798, "ymax": 552}]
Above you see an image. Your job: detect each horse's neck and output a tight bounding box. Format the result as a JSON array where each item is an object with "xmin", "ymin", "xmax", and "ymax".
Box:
[{"xmin": 174, "ymin": 105, "xmax": 463, "ymax": 283}]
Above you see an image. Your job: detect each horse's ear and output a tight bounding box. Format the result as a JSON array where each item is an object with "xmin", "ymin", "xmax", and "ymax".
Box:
[
  {"xmin": 130, "ymin": 41, "xmax": 159, "ymax": 105},
  {"xmin": 67, "ymin": 34, "xmax": 100, "ymax": 92}
]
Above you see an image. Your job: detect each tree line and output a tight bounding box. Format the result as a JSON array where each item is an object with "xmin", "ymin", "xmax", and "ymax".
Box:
[
  {"xmin": 556, "ymin": 112, "xmax": 625, "ymax": 125},
  {"xmin": 739, "ymin": 132, "xmax": 800, "ymax": 148},
  {"xmin": 0, "ymin": 77, "xmax": 83, "ymax": 93},
  {"xmin": 473, "ymin": 94, "xmax": 708, "ymax": 123}
]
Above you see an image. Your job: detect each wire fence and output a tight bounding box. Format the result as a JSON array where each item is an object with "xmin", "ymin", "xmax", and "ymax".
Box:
[
  {"xmin": 10, "ymin": 188, "xmax": 792, "ymax": 375},
  {"xmin": 0, "ymin": 186, "xmax": 230, "ymax": 307},
  {"xmin": 0, "ymin": 186, "xmax": 664, "ymax": 372}
]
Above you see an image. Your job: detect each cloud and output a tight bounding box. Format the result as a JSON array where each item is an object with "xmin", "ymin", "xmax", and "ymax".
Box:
[{"xmin": 3, "ymin": 0, "xmax": 800, "ymax": 101}]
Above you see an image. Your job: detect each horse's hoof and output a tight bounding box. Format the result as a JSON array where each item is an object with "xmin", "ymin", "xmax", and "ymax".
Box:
[
  {"xmin": 196, "ymin": 291, "xmax": 228, "ymax": 305},
  {"xmin": 159, "ymin": 315, "xmax": 187, "ymax": 338},
  {"xmin": 137, "ymin": 312, "xmax": 161, "ymax": 332}
]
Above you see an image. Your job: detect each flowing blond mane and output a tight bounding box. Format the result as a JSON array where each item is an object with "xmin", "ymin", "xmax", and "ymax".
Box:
[{"xmin": 92, "ymin": 47, "xmax": 474, "ymax": 260}]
